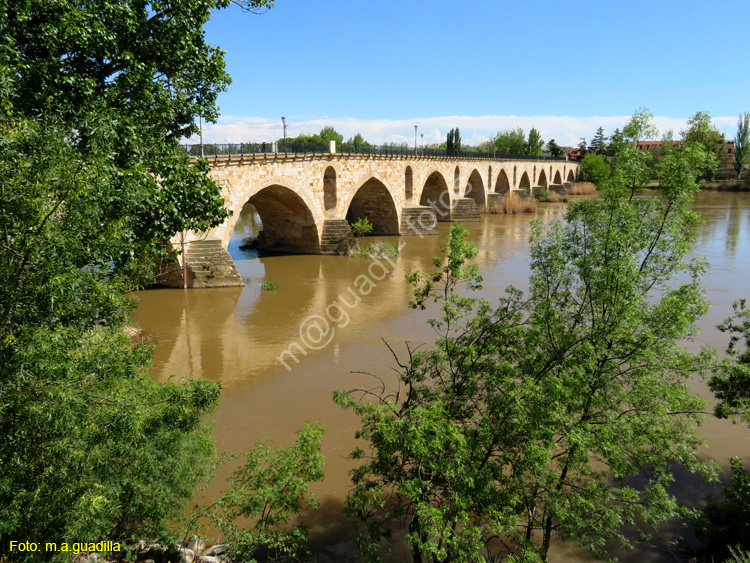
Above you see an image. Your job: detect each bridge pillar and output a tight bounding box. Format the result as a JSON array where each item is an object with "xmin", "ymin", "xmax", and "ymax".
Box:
[
  {"xmin": 486, "ymin": 193, "xmax": 504, "ymax": 213},
  {"xmin": 320, "ymin": 219, "xmax": 355, "ymax": 254},
  {"xmin": 399, "ymin": 206, "xmax": 439, "ymax": 236},
  {"xmin": 450, "ymin": 198, "xmax": 481, "ymax": 222},
  {"xmin": 157, "ymin": 239, "xmax": 243, "ymax": 288}
]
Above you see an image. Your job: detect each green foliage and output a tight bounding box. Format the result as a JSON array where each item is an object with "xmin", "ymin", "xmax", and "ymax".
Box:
[
  {"xmin": 319, "ymin": 125, "xmax": 344, "ymax": 145},
  {"xmin": 578, "ymin": 152, "xmax": 611, "ymax": 186},
  {"xmin": 606, "ymin": 127, "xmax": 628, "ymax": 157},
  {"xmin": 351, "ymin": 217, "xmax": 374, "ymax": 237},
  {"xmin": 526, "ymin": 127, "xmax": 544, "ymax": 156},
  {"xmin": 623, "ymin": 106, "xmax": 659, "ymax": 143},
  {"xmin": 349, "ymin": 241, "xmax": 400, "ymax": 259},
  {"xmin": 260, "ymin": 279, "xmax": 279, "ymax": 291},
  {"xmin": 590, "ymin": 126, "xmax": 607, "ymax": 152},
  {"xmin": 0, "ymin": 0, "xmax": 269, "ymax": 556},
  {"xmin": 210, "ymin": 423, "xmax": 325, "ymax": 563},
  {"xmin": 710, "ymin": 299, "xmax": 750, "ymax": 421},
  {"xmin": 733, "ymin": 113, "xmax": 750, "ymax": 182},
  {"xmin": 545, "ymin": 139, "xmax": 563, "ymax": 157},
  {"xmin": 337, "ymin": 145, "xmax": 716, "ymax": 562},
  {"xmin": 446, "ymin": 128, "xmax": 461, "ymax": 151},
  {"xmin": 694, "ymin": 458, "xmax": 750, "ymax": 561},
  {"xmin": 682, "ymin": 110, "xmax": 724, "ymax": 180},
  {"xmin": 494, "ymin": 128, "xmax": 527, "ymax": 155}
]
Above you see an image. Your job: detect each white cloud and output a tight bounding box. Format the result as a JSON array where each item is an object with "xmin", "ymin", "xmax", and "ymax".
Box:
[{"xmin": 190, "ymin": 114, "xmax": 737, "ymax": 148}]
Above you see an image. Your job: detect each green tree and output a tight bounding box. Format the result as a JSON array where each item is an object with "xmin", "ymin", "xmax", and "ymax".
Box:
[
  {"xmin": 733, "ymin": 113, "xmax": 750, "ymax": 182},
  {"xmin": 0, "ymin": 0, "xmax": 272, "ymax": 556},
  {"xmin": 446, "ymin": 128, "xmax": 455, "ymax": 151},
  {"xmin": 682, "ymin": 110, "xmax": 723, "ymax": 180},
  {"xmin": 526, "ymin": 127, "xmax": 544, "ymax": 156},
  {"xmin": 606, "ymin": 127, "xmax": 628, "ymax": 157},
  {"xmin": 319, "ymin": 125, "xmax": 344, "ymax": 145},
  {"xmin": 494, "ymin": 127, "xmax": 527, "ymax": 155},
  {"xmin": 591, "ymin": 126, "xmax": 607, "ymax": 152},
  {"xmin": 578, "ymin": 152, "xmax": 611, "ymax": 186},
  {"xmin": 209, "ymin": 423, "xmax": 325, "ymax": 562},
  {"xmin": 337, "ymin": 141, "xmax": 717, "ymax": 562},
  {"xmin": 546, "ymin": 139, "xmax": 563, "ymax": 157},
  {"xmin": 454, "ymin": 127, "xmax": 462, "ymax": 151},
  {"xmin": 622, "ymin": 106, "xmax": 659, "ymax": 143}
]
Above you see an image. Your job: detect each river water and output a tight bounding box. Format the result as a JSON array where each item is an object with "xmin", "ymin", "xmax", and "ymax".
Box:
[{"xmin": 132, "ymin": 190, "xmax": 750, "ymax": 562}]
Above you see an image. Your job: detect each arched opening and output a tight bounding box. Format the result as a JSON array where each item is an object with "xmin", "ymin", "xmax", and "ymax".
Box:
[
  {"xmin": 488, "ymin": 166, "xmax": 493, "ymax": 190},
  {"xmin": 453, "ymin": 166, "xmax": 460, "ymax": 194},
  {"xmin": 513, "ymin": 166, "xmax": 517, "ymax": 187},
  {"xmin": 567, "ymin": 169, "xmax": 575, "ymax": 182},
  {"xmin": 346, "ymin": 178, "xmax": 400, "ymax": 235},
  {"xmin": 495, "ymin": 169, "xmax": 511, "ymax": 194},
  {"xmin": 533, "ymin": 165, "xmax": 537, "ymax": 184},
  {"xmin": 405, "ymin": 166, "xmax": 414, "ymax": 202},
  {"xmin": 549, "ymin": 165, "xmax": 553, "ymax": 179},
  {"xmin": 538, "ymin": 169, "xmax": 548, "ymax": 188},
  {"xmin": 553, "ymin": 171, "xmax": 562, "ymax": 184},
  {"xmin": 519, "ymin": 172, "xmax": 531, "ymax": 190},
  {"xmin": 324, "ymin": 166, "xmax": 337, "ymax": 212},
  {"xmin": 420, "ymin": 171, "xmax": 451, "ymax": 221},
  {"xmin": 242, "ymin": 185, "xmax": 320, "ymax": 254},
  {"xmin": 465, "ymin": 169, "xmax": 486, "ymax": 212}
]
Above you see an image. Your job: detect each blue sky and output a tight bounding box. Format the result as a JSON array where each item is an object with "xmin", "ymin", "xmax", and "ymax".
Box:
[{"xmin": 197, "ymin": 0, "xmax": 750, "ymax": 146}]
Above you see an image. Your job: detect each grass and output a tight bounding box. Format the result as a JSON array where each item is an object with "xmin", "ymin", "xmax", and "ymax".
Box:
[
  {"xmin": 568, "ymin": 182, "xmax": 598, "ymax": 195},
  {"xmin": 493, "ymin": 192, "xmax": 537, "ymax": 214},
  {"xmin": 349, "ymin": 241, "xmax": 400, "ymax": 259},
  {"xmin": 260, "ymin": 279, "xmax": 278, "ymax": 291}
]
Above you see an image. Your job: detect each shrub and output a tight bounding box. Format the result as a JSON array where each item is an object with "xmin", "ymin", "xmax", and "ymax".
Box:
[
  {"xmin": 260, "ymin": 279, "xmax": 278, "ymax": 291},
  {"xmin": 351, "ymin": 217, "xmax": 373, "ymax": 237},
  {"xmin": 568, "ymin": 182, "xmax": 598, "ymax": 195},
  {"xmin": 349, "ymin": 241, "xmax": 400, "ymax": 259}
]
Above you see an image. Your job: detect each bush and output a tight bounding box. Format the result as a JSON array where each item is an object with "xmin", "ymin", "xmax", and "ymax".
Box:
[
  {"xmin": 351, "ymin": 217, "xmax": 373, "ymax": 237},
  {"xmin": 578, "ymin": 152, "xmax": 611, "ymax": 186},
  {"xmin": 349, "ymin": 241, "xmax": 400, "ymax": 259},
  {"xmin": 260, "ymin": 279, "xmax": 278, "ymax": 291},
  {"xmin": 568, "ymin": 182, "xmax": 598, "ymax": 195},
  {"xmin": 209, "ymin": 423, "xmax": 325, "ymax": 563}
]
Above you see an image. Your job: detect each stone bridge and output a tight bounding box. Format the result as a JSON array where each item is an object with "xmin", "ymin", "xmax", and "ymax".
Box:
[{"xmin": 162, "ymin": 145, "xmax": 578, "ymax": 287}]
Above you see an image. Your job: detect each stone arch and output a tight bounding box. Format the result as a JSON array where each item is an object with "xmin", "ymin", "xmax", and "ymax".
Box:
[
  {"xmin": 519, "ymin": 171, "xmax": 531, "ymax": 190},
  {"xmin": 239, "ymin": 184, "xmax": 320, "ymax": 254},
  {"xmin": 533, "ymin": 165, "xmax": 537, "ymax": 184},
  {"xmin": 488, "ymin": 166, "xmax": 493, "ymax": 190},
  {"xmin": 513, "ymin": 166, "xmax": 517, "ymax": 187},
  {"xmin": 553, "ymin": 170, "xmax": 562, "ymax": 184},
  {"xmin": 549, "ymin": 165, "xmax": 553, "ymax": 179},
  {"xmin": 538, "ymin": 169, "xmax": 548, "ymax": 188},
  {"xmin": 465, "ymin": 168, "xmax": 486, "ymax": 212},
  {"xmin": 453, "ymin": 166, "xmax": 460, "ymax": 194},
  {"xmin": 567, "ymin": 169, "xmax": 575, "ymax": 182},
  {"xmin": 420, "ymin": 171, "xmax": 451, "ymax": 221},
  {"xmin": 346, "ymin": 177, "xmax": 400, "ymax": 235},
  {"xmin": 323, "ymin": 166, "xmax": 337, "ymax": 213},
  {"xmin": 495, "ymin": 169, "xmax": 511, "ymax": 194},
  {"xmin": 405, "ymin": 165, "xmax": 414, "ymax": 202}
]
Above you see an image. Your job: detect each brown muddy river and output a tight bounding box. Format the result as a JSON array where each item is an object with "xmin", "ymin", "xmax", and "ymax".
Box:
[{"xmin": 132, "ymin": 190, "xmax": 750, "ymax": 562}]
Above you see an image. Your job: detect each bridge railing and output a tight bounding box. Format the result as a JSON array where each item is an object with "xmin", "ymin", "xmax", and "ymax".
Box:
[{"xmin": 182, "ymin": 142, "xmax": 570, "ymax": 161}]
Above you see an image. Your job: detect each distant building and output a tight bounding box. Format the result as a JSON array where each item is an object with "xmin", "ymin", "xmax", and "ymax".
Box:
[{"xmin": 635, "ymin": 140, "xmax": 734, "ymax": 168}]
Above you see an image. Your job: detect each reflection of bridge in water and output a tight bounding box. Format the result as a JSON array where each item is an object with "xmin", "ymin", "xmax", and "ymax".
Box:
[{"xmin": 162, "ymin": 143, "xmax": 578, "ymax": 288}]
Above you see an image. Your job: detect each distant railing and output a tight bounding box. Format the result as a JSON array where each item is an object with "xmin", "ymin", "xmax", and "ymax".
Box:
[{"xmin": 182, "ymin": 142, "xmax": 570, "ymax": 162}]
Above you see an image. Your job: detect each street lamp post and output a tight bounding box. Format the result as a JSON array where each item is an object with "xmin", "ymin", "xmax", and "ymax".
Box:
[
  {"xmin": 414, "ymin": 125, "xmax": 418, "ymax": 152},
  {"xmin": 281, "ymin": 116, "xmax": 287, "ymax": 152},
  {"xmin": 421, "ymin": 133, "xmax": 424, "ymax": 152}
]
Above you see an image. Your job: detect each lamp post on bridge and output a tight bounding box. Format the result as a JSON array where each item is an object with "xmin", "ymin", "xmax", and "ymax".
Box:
[
  {"xmin": 421, "ymin": 133, "xmax": 424, "ymax": 152},
  {"xmin": 281, "ymin": 116, "xmax": 287, "ymax": 153},
  {"xmin": 414, "ymin": 125, "xmax": 418, "ymax": 153}
]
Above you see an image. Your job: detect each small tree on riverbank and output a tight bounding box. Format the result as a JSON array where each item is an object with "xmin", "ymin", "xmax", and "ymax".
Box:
[
  {"xmin": 336, "ymin": 117, "xmax": 718, "ymax": 561},
  {"xmin": 733, "ymin": 113, "xmax": 750, "ymax": 183}
]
